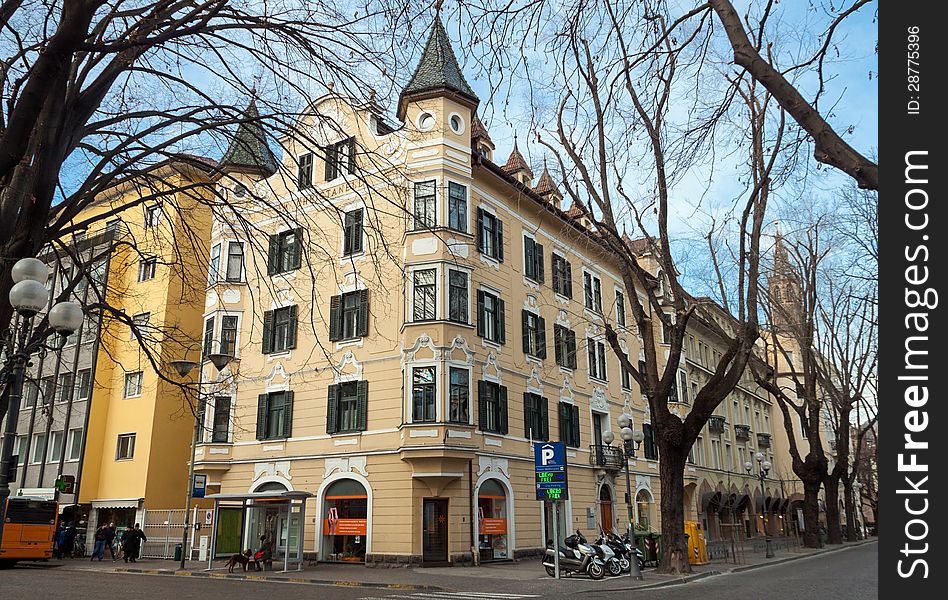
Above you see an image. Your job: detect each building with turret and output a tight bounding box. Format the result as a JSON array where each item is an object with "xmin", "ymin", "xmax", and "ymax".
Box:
[{"xmin": 192, "ymin": 15, "xmax": 812, "ymax": 566}]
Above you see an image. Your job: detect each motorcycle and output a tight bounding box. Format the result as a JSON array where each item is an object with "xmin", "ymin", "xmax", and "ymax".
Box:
[
  {"xmin": 618, "ymin": 532, "xmax": 647, "ymax": 571},
  {"xmin": 542, "ymin": 530, "xmax": 606, "ymax": 580}
]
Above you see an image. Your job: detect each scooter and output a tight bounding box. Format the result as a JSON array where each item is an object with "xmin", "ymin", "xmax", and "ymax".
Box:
[
  {"xmin": 542, "ymin": 530, "xmax": 606, "ymax": 580},
  {"xmin": 594, "ymin": 533, "xmax": 623, "ymax": 576},
  {"xmin": 602, "ymin": 532, "xmax": 633, "ymax": 573},
  {"xmin": 619, "ymin": 532, "xmax": 647, "ymax": 571}
]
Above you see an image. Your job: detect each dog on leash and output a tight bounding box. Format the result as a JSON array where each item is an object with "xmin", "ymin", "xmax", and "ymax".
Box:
[{"xmin": 225, "ymin": 549, "xmax": 254, "ymax": 572}]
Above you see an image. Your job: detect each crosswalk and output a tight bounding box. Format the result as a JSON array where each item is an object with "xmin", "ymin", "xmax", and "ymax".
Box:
[{"xmin": 359, "ymin": 592, "xmax": 541, "ymax": 600}]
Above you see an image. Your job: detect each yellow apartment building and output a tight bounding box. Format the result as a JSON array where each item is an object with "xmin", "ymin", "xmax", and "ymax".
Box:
[
  {"xmin": 193, "ymin": 16, "xmax": 810, "ymax": 566},
  {"xmin": 74, "ymin": 159, "xmax": 214, "ymax": 532}
]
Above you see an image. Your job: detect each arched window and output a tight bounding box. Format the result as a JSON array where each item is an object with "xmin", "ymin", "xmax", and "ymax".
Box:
[
  {"xmin": 254, "ymin": 481, "xmax": 288, "ymax": 493},
  {"xmin": 322, "ymin": 478, "xmax": 368, "ymax": 562},
  {"xmin": 478, "ymin": 479, "xmax": 509, "ymax": 561},
  {"xmin": 636, "ymin": 489, "xmax": 653, "ymax": 530}
]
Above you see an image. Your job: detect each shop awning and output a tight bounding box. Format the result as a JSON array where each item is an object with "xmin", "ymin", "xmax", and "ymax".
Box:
[{"xmin": 91, "ymin": 498, "xmax": 143, "ymax": 509}]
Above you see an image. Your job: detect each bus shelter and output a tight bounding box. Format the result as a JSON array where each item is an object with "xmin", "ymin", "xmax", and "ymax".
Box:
[{"xmin": 205, "ymin": 490, "xmax": 311, "ymax": 572}]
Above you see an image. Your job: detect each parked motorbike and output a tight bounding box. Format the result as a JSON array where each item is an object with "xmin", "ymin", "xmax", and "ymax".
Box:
[
  {"xmin": 618, "ymin": 532, "xmax": 646, "ymax": 571},
  {"xmin": 542, "ymin": 530, "xmax": 606, "ymax": 580},
  {"xmin": 594, "ymin": 533, "xmax": 623, "ymax": 576}
]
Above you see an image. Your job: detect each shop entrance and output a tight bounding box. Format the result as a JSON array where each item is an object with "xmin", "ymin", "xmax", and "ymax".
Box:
[
  {"xmin": 422, "ymin": 498, "xmax": 449, "ymax": 564},
  {"xmin": 321, "ymin": 479, "xmax": 368, "ymax": 562},
  {"xmin": 477, "ymin": 479, "xmax": 509, "ymax": 562}
]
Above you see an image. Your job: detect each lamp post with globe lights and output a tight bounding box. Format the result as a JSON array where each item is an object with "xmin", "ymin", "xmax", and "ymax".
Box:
[
  {"xmin": 601, "ymin": 413, "xmax": 645, "ymax": 579},
  {"xmin": 0, "ymin": 258, "xmax": 84, "ymax": 543},
  {"xmin": 745, "ymin": 452, "xmax": 774, "ymax": 558},
  {"xmin": 168, "ymin": 351, "xmax": 235, "ymax": 569}
]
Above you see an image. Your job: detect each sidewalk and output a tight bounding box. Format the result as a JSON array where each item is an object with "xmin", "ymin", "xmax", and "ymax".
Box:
[{"xmin": 38, "ymin": 538, "xmax": 877, "ymax": 594}]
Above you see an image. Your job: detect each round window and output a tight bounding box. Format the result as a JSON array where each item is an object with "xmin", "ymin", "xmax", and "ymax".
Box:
[
  {"xmin": 418, "ymin": 112, "xmax": 436, "ymax": 131},
  {"xmin": 450, "ymin": 114, "xmax": 464, "ymax": 134}
]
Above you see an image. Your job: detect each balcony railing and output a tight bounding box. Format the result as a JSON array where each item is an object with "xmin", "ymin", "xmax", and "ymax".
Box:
[
  {"xmin": 757, "ymin": 433, "xmax": 772, "ymax": 448},
  {"xmin": 709, "ymin": 415, "xmax": 726, "ymax": 435},
  {"xmin": 589, "ymin": 445, "xmax": 626, "ymax": 471},
  {"xmin": 735, "ymin": 424, "xmax": 752, "ymax": 441}
]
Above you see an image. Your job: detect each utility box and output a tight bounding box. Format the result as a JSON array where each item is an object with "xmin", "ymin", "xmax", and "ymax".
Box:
[{"xmin": 686, "ymin": 521, "xmax": 709, "ymax": 565}]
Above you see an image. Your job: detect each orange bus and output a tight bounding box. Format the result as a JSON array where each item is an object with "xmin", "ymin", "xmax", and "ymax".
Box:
[{"xmin": 0, "ymin": 496, "xmax": 58, "ymax": 567}]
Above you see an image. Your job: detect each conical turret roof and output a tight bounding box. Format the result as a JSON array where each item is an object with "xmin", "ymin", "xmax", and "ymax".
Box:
[
  {"xmin": 220, "ymin": 99, "xmax": 279, "ymax": 177},
  {"xmin": 533, "ymin": 160, "xmax": 558, "ymax": 196},
  {"xmin": 503, "ymin": 137, "xmax": 533, "ymax": 178},
  {"xmin": 398, "ymin": 15, "xmax": 478, "ymax": 118}
]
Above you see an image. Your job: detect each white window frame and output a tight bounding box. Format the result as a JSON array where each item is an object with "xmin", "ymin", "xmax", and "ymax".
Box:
[
  {"xmin": 116, "ymin": 433, "xmax": 136, "ymax": 460},
  {"xmin": 76, "ymin": 369, "xmax": 92, "ymax": 401},
  {"xmin": 408, "ymin": 360, "xmax": 441, "ymax": 424},
  {"xmin": 144, "ymin": 205, "xmax": 162, "ymax": 229},
  {"xmin": 30, "ymin": 433, "xmax": 46, "ymax": 464},
  {"xmin": 407, "ymin": 263, "xmax": 442, "ymax": 323},
  {"xmin": 137, "ymin": 257, "xmax": 157, "ymax": 282},
  {"xmin": 582, "ymin": 268, "xmax": 603, "ymax": 314},
  {"xmin": 123, "ymin": 371, "xmax": 143, "ymax": 398},
  {"xmin": 446, "ymin": 364, "xmax": 473, "ymax": 426},
  {"xmin": 446, "ymin": 266, "xmax": 472, "ymax": 325},
  {"xmin": 445, "ymin": 178, "xmax": 469, "ymax": 234},
  {"xmin": 131, "ymin": 312, "xmax": 150, "ymax": 340},
  {"xmin": 412, "ymin": 178, "xmax": 439, "ymax": 231},
  {"xmin": 224, "ymin": 240, "xmax": 245, "ymax": 283},
  {"xmin": 217, "ymin": 312, "xmax": 242, "ymax": 357},
  {"xmin": 587, "ymin": 337, "xmax": 607, "ymax": 383},
  {"xmin": 66, "ymin": 428, "xmax": 83, "ymax": 461},
  {"xmin": 47, "ymin": 430, "xmax": 64, "ymax": 463},
  {"xmin": 208, "ymin": 243, "xmax": 221, "ymax": 285}
]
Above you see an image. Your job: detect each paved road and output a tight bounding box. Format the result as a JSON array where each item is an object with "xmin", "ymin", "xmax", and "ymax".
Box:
[{"xmin": 0, "ymin": 542, "xmax": 876, "ymax": 600}]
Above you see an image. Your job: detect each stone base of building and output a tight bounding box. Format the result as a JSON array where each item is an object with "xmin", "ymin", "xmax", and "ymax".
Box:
[
  {"xmin": 513, "ymin": 547, "xmax": 545, "ymax": 560},
  {"xmin": 365, "ymin": 553, "xmax": 423, "ymax": 567}
]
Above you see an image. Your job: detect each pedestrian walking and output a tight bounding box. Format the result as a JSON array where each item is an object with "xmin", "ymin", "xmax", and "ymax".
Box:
[
  {"xmin": 121, "ymin": 523, "xmax": 147, "ymax": 563},
  {"xmin": 104, "ymin": 522, "xmax": 117, "ymax": 560},
  {"xmin": 91, "ymin": 523, "xmax": 109, "ymax": 561},
  {"xmin": 54, "ymin": 523, "xmax": 66, "ymax": 559}
]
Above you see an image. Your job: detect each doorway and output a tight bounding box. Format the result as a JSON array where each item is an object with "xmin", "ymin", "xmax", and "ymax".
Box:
[{"xmin": 422, "ymin": 498, "xmax": 448, "ymax": 564}]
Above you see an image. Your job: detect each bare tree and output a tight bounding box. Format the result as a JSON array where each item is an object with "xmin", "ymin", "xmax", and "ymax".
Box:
[
  {"xmin": 0, "ymin": 0, "xmax": 423, "ymax": 424},
  {"xmin": 495, "ymin": 0, "xmax": 792, "ymax": 573}
]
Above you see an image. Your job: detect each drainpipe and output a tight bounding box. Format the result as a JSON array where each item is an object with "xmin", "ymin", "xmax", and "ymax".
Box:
[{"xmin": 469, "ymin": 458, "xmax": 478, "ymax": 566}]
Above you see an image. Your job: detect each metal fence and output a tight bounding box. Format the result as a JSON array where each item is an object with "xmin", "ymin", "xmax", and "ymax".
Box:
[{"xmin": 140, "ymin": 509, "xmax": 187, "ymax": 559}]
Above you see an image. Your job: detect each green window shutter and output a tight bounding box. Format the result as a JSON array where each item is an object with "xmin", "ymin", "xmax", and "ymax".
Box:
[
  {"xmin": 324, "ymin": 145, "xmax": 336, "ymax": 181},
  {"xmin": 256, "ymin": 394, "xmax": 269, "ymax": 440},
  {"xmin": 326, "ymin": 385, "xmax": 339, "ymax": 434},
  {"xmin": 495, "ymin": 218, "xmax": 504, "ymax": 262},
  {"xmin": 558, "ymin": 402, "xmax": 567, "ymax": 443},
  {"xmin": 329, "ymin": 294, "xmax": 342, "ymax": 341},
  {"xmin": 282, "ymin": 391, "xmax": 294, "ymax": 438},
  {"xmin": 267, "ymin": 234, "xmax": 278, "ymax": 275},
  {"xmin": 476, "ymin": 207, "xmax": 484, "ymax": 252},
  {"xmin": 285, "ymin": 305, "xmax": 299, "ymax": 350},
  {"xmin": 523, "ymin": 393, "xmax": 532, "ymax": 440},
  {"xmin": 521, "ymin": 310, "xmax": 530, "ymax": 355},
  {"xmin": 540, "ymin": 396, "xmax": 549, "ymax": 441},
  {"xmin": 571, "ymin": 405, "xmax": 580, "ymax": 447},
  {"xmin": 554, "ymin": 326, "xmax": 563, "ymax": 366},
  {"xmin": 292, "ymin": 228, "xmax": 303, "ymax": 270},
  {"xmin": 357, "ymin": 289, "xmax": 369, "ymax": 337},
  {"xmin": 499, "ymin": 385, "xmax": 508, "ymax": 434},
  {"xmin": 538, "ymin": 316, "xmax": 547, "ymax": 359},
  {"xmin": 536, "ymin": 243, "xmax": 545, "ymax": 283},
  {"xmin": 262, "ymin": 310, "xmax": 274, "ymax": 354},
  {"xmin": 551, "ymin": 255, "xmax": 561, "ymax": 294},
  {"xmin": 477, "ymin": 381, "xmax": 488, "ymax": 432},
  {"xmin": 523, "ymin": 237, "xmax": 533, "ymax": 278},
  {"xmin": 564, "ymin": 260, "xmax": 572, "ymax": 298},
  {"xmin": 476, "ymin": 290, "xmax": 485, "ymax": 337},
  {"xmin": 567, "ymin": 330, "xmax": 577, "ymax": 368},
  {"xmin": 496, "ymin": 297, "xmax": 506, "ymax": 344},
  {"xmin": 356, "ymin": 380, "xmax": 369, "ymax": 431},
  {"xmin": 347, "ymin": 138, "xmax": 356, "ymax": 173}
]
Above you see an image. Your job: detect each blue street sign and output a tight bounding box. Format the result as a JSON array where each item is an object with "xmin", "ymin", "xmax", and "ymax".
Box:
[
  {"xmin": 534, "ymin": 441, "xmax": 569, "ymax": 501},
  {"xmin": 192, "ymin": 473, "xmax": 207, "ymax": 499}
]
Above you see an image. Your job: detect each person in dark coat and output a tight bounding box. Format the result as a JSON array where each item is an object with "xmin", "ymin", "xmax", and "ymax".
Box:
[
  {"xmin": 54, "ymin": 524, "xmax": 66, "ymax": 559},
  {"xmin": 62, "ymin": 524, "xmax": 77, "ymax": 558},
  {"xmin": 121, "ymin": 523, "xmax": 147, "ymax": 562},
  {"xmin": 103, "ymin": 522, "xmax": 117, "ymax": 560}
]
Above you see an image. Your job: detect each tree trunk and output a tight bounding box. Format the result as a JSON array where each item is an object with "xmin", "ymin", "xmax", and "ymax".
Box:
[
  {"xmin": 844, "ymin": 482, "xmax": 858, "ymax": 541},
  {"xmin": 657, "ymin": 446, "xmax": 691, "ymax": 574},
  {"xmin": 823, "ymin": 475, "xmax": 842, "ymax": 544},
  {"xmin": 801, "ymin": 479, "xmax": 822, "ymax": 548}
]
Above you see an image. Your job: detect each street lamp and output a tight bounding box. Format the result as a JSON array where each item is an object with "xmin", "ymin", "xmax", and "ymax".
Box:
[
  {"xmin": 745, "ymin": 452, "xmax": 774, "ymax": 558},
  {"xmin": 1, "ymin": 258, "xmax": 83, "ymax": 544},
  {"xmin": 602, "ymin": 413, "xmax": 645, "ymax": 580},
  {"xmin": 169, "ymin": 352, "xmax": 234, "ymax": 570}
]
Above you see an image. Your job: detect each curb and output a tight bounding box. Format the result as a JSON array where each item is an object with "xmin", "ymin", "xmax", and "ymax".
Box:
[
  {"xmin": 107, "ymin": 567, "xmax": 452, "ymax": 591},
  {"xmin": 593, "ymin": 570, "xmax": 722, "ymax": 592}
]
